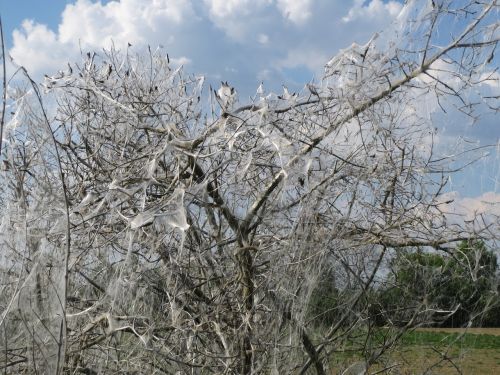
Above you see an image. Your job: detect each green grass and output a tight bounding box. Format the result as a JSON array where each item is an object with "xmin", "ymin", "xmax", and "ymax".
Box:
[
  {"xmin": 323, "ymin": 328, "xmax": 500, "ymax": 374},
  {"xmin": 400, "ymin": 330, "xmax": 500, "ymax": 350}
]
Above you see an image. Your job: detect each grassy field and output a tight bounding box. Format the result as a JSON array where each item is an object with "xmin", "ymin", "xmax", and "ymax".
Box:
[
  {"xmin": 415, "ymin": 327, "xmax": 500, "ymax": 336},
  {"xmin": 329, "ymin": 328, "xmax": 500, "ymax": 374},
  {"xmin": 394, "ymin": 329, "xmax": 500, "ymax": 374}
]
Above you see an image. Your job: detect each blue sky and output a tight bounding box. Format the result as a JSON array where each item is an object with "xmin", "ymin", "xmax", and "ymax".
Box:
[
  {"xmin": 2, "ymin": 0, "xmax": 404, "ymax": 94},
  {"xmin": 1, "ymin": 0, "xmax": 499, "ymax": 213},
  {"xmin": 2, "ymin": 1, "xmax": 69, "ymax": 44}
]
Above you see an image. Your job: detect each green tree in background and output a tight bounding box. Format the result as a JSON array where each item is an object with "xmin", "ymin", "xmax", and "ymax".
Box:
[{"xmin": 379, "ymin": 240, "xmax": 498, "ymax": 327}]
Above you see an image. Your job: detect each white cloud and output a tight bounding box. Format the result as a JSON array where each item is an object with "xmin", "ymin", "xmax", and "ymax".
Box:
[
  {"xmin": 204, "ymin": 0, "xmax": 271, "ymax": 18},
  {"xmin": 343, "ymin": 0, "xmax": 402, "ymax": 23},
  {"xmin": 58, "ymin": 0, "xmax": 194, "ymax": 47},
  {"xmin": 10, "ymin": 0, "xmax": 195, "ymax": 77},
  {"xmin": 257, "ymin": 69, "xmax": 272, "ymax": 81},
  {"xmin": 7, "ymin": 0, "xmax": 419, "ymax": 98},
  {"xmin": 276, "ymin": 0, "xmax": 313, "ymax": 25},
  {"xmin": 7, "ymin": 0, "xmax": 497, "ymax": 200},
  {"xmin": 205, "ymin": 0, "xmax": 314, "ymax": 26},
  {"xmin": 10, "ymin": 20, "xmax": 78, "ymax": 78},
  {"xmin": 479, "ymin": 70, "xmax": 500, "ymax": 90},
  {"xmin": 171, "ymin": 56, "xmax": 192, "ymax": 66},
  {"xmin": 400, "ymin": 57, "xmax": 500, "ymax": 173},
  {"xmin": 258, "ymin": 33, "xmax": 270, "ymax": 44},
  {"xmin": 460, "ymin": 192, "xmax": 500, "ymax": 217},
  {"xmin": 278, "ymin": 46, "xmax": 329, "ymax": 73},
  {"xmin": 202, "ymin": 0, "xmax": 274, "ymax": 40},
  {"xmin": 439, "ymin": 191, "xmax": 500, "ymax": 222}
]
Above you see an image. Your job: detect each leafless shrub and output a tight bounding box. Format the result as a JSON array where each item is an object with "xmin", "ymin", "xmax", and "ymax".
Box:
[{"xmin": 0, "ymin": 1, "xmax": 498, "ymax": 374}]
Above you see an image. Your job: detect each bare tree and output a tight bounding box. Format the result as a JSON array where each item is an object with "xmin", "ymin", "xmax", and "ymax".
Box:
[{"xmin": 0, "ymin": 1, "xmax": 499, "ymax": 374}]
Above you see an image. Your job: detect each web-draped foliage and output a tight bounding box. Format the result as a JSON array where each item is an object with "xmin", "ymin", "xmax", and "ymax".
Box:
[{"xmin": 0, "ymin": 1, "xmax": 498, "ymax": 374}]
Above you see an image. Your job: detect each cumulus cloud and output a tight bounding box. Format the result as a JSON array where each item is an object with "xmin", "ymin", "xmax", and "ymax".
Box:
[
  {"xmin": 6, "ymin": 0, "xmax": 498, "ymax": 205},
  {"xmin": 278, "ymin": 46, "xmax": 330, "ymax": 74},
  {"xmin": 459, "ymin": 192, "xmax": 500, "ymax": 218},
  {"xmin": 170, "ymin": 56, "xmax": 192, "ymax": 66},
  {"xmin": 423, "ymin": 62, "xmax": 500, "ymax": 173},
  {"xmin": 258, "ymin": 33, "xmax": 270, "ymax": 44},
  {"xmin": 276, "ymin": 0, "xmax": 313, "ymax": 25},
  {"xmin": 204, "ymin": 0, "xmax": 312, "ymax": 35},
  {"xmin": 10, "ymin": 20, "xmax": 77, "ymax": 77},
  {"xmin": 439, "ymin": 191, "xmax": 500, "ymax": 223},
  {"xmin": 204, "ymin": 0, "xmax": 271, "ymax": 19},
  {"xmin": 8, "ymin": 0, "xmax": 406, "ymax": 96},
  {"xmin": 10, "ymin": 0, "xmax": 196, "ymax": 77},
  {"xmin": 401, "ymin": 57, "xmax": 499, "ymax": 191},
  {"xmin": 203, "ymin": 0, "xmax": 274, "ymax": 40},
  {"xmin": 342, "ymin": 0, "xmax": 402, "ymax": 23}
]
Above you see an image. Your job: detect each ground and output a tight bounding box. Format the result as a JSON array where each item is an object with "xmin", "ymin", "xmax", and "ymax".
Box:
[{"xmin": 328, "ymin": 328, "xmax": 500, "ymax": 374}]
